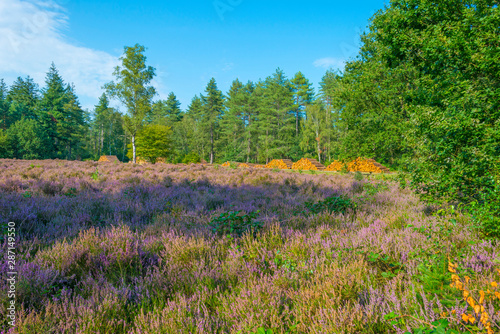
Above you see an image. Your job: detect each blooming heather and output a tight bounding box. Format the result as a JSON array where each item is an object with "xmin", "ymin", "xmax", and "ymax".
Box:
[{"xmin": 0, "ymin": 159, "xmax": 498, "ymax": 333}]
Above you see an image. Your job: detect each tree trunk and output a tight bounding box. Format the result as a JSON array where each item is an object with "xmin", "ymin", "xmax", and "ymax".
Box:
[
  {"xmin": 132, "ymin": 134, "xmax": 136, "ymax": 163},
  {"xmin": 100, "ymin": 125, "xmax": 104, "ymax": 157},
  {"xmin": 296, "ymin": 96, "xmax": 299, "ymax": 137},
  {"xmin": 316, "ymin": 130, "xmax": 321, "ymax": 163},
  {"xmin": 210, "ymin": 124, "xmax": 214, "ymax": 164},
  {"xmin": 122, "ymin": 133, "xmax": 126, "ymax": 162}
]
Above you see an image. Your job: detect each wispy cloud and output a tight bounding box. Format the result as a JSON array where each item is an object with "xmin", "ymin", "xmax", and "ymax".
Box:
[
  {"xmin": 313, "ymin": 57, "xmax": 345, "ymax": 70},
  {"xmin": 0, "ymin": 0, "xmax": 119, "ymax": 110}
]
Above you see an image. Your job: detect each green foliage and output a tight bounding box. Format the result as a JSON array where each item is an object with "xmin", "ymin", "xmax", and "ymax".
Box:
[
  {"xmin": 300, "ymin": 195, "xmax": 356, "ymax": 216},
  {"xmin": 91, "ymin": 167, "xmax": 100, "ymax": 181},
  {"xmin": 384, "ymin": 313, "xmax": 460, "ymax": 334},
  {"xmin": 469, "ymin": 179, "xmax": 500, "ymax": 238},
  {"xmin": 182, "ymin": 152, "xmax": 201, "ymax": 164},
  {"xmin": 363, "ymin": 182, "xmax": 389, "ymax": 197},
  {"xmin": 273, "ymin": 250, "xmax": 297, "ymax": 272},
  {"xmin": 202, "ymin": 78, "xmax": 225, "ymax": 164},
  {"xmin": 208, "ymin": 210, "xmax": 262, "ymax": 238},
  {"xmin": 127, "ymin": 124, "xmax": 172, "ymax": 163},
  {"xmin": 354, "ymin": 171, "xmax": 364, "ymax": 181},
  {"xmin": 104, "ymin": 44, "xmax": 156, "ymax": 163},
  {"xmin": 7, "ymin": 118, "xmax": 52, "ymax": 159},
  {"xmin": 369, "ymin": 1, "xmax": 500, "ymax": 203}
]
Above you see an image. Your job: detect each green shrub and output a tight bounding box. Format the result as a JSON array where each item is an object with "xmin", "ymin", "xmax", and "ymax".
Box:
[
  {"xmin": 469, "ymin": 180, "xmax": 500, "ymax": 238},
  {"xmin": 302, "ymin": 195, "xmax": 356, "ymax": 216},
  {"xmin": 354, "ymin": 171, "xmax": 364, "ymax": 181},
  {"xmin": 208, "ymin": 210, "xmax": 262, "ymax": 237}
]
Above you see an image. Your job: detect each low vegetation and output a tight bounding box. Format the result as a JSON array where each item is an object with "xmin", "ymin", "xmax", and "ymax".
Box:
[{"xmin": 0, "ymin": 159, "xmax": 498, "ymax": 333}]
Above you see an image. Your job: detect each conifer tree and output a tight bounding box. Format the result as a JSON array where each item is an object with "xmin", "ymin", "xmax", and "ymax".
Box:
[
  {"xmin": 38, "ymin": 63, "xmax": 66, "ymax": 157},
  {"xmin": 7, "ymin": 76, "xmax": 39, "ymax": 121},
  {"xmin": 202, "ymin": 78, "xmax": 224, "ymax": 164},
  {"xmin": 291, "ymin": 72, "xmax": 314, "ymax": 136}
]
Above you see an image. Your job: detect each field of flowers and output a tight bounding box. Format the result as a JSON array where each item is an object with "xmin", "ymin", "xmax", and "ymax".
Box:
[{"xmin": 0, "ymin": 159, "xmax": 499, "ymax": 333}]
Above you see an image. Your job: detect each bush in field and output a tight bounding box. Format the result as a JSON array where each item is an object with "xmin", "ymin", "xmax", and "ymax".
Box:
[
  {"xmin": 182, "ymin": 152, "xmax": 201, "ymax": 164},
  {"xmin": 208, "ymin": 210, "xmax": 262, "ymax": 237},
  {"xmin": 303, "ymin": 195, "xmax": 356, "ymax": 215},
  {"xmin": 354, "ymin": 171, "xmax": 363, "ymax": 181}
]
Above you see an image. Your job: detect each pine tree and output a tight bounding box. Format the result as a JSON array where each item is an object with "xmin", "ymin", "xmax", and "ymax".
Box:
[
  {"xmin": 7, "ymin": 76, "xmax": 39, "ymax": 121},
  {"xmin": 301, "ymin": 100, "xmax": 326, "ymax": 163},
  {"xmin": 184, "ymin": 95, "xmax": 208, "ymax": 161},
  {"xmin": 165, "ymin": 92, "xmax": 182, "ymax": 123},
  {"xmin": 202, "ymin": 78, "xmax": 224, "ymax": 164},
  {"xmin": 257, "ymin": 69, "xmax": 295, "ymax": 162},
  {"xmin": 38, "ymin": 63, "xmax": 67, "ymax": 158},
  {"xmin": 220, "ymin": 79, "xmax": 245, "ymax": 161},
  {"xmin": 63, "ymin": 84, "xmax": 86, "ymax": 159},
  {"xmin": 94, "ymin": 93, "xmax": 111, "ymax": 157},
  {"xmin": 291, "ymin": 72, "xmax": 314, "ymax": 136}
]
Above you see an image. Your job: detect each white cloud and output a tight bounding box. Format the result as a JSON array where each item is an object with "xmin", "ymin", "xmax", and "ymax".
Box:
[
  {"xmin": 313, "ymin": 57, "xmax": 345, "ymax": 70},
  {"xmin": 0, "ymin": 0, "xmax": 120, "ymax": 110}
]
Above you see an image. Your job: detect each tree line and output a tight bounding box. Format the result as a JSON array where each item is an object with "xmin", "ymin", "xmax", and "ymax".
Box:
[{"xmin": 0, "ymin": 46, "xmax": 341, "ymax": 166}]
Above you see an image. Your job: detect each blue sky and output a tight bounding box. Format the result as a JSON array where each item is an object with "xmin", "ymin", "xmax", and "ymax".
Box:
[{"xmin": 0, "ymin": 0, "xmax": 388, "ymax": 111}]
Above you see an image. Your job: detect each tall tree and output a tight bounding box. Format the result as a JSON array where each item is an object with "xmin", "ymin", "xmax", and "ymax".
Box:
[
  {"xmin": 38, "ymin": 63, "xmax": 66, "ymax": 157},
  {"xmin": 202, "ymin": 78, "xmax": 224, "ymax": 164},
  {"xmin": 220, "ymin": 79, "xmax": 245, "ymax": 162},
  {"xmin": 165, "ymin": 92, "xmax": 182, "ymax": 123},
  {"xmin": 257, "ymin": 69, "xmax": 295, "ymax": 162},
  {"xmin": 63, "ymin": 84, "xmax": 86, "ymax": 159},
  {"xmin": 127, "ymin": 124, "xmax": 173, "ymax": 163},
  {"xmin": 370, "ymin": 0, "xmax": 500, "ymax": 202},
  {"xmin": 150, "ymin": 92, "xmax": 182, "ymax": 126},
  {"xmin": 7, "ymin": 76, "xmax": 39, "ymax": 121},
  {"xmin": 291, "ymin": 72, "xmax": 314, "ymax": 136},
  {"xmin": 104, "ymin": 44, "xmax": 156, "ymax": 163},
  {"xmin": 184, "ymin": 95, "xmax": 208, "ymax": 161},
  {"xmin": 300, "ymin": 101, "xmax": 326, "ymax": 163}
]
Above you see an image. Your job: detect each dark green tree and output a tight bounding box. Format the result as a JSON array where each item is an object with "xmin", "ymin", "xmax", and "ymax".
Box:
[
  {"xmin": 291, "ymin": 71, "xmax": 314, "ymax": 136},
  {"xmin": 7, "ymin": 118, "xmax": 52, "ymax": 159},
  {"xmin": 257, "ymin": 69, "xmax": 295, "ymax": 163},
  {"xmin": 6, "ymin": 76, "xmax": 39, "ymax": 122},
  {"xmin": 38, "ymin": 63, "xmax": 66, "ymax": 158},
  {"xmin": 202, "ymin": 78, "xmax": 224, "ymax": 164},
  {"xmin": 219, "ymin": 79, "xmax": 245, "ymax": 162}
]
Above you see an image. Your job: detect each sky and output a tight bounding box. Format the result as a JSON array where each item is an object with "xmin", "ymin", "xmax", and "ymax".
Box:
[{"xmin": 0, "ymin": 0, "xmax": 389, "ymax": 112}]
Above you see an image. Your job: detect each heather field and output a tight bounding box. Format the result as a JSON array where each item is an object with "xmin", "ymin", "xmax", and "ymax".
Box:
[{"xmin": 0, "ymin": 159, "xmax": 499, "ymax": 334}]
